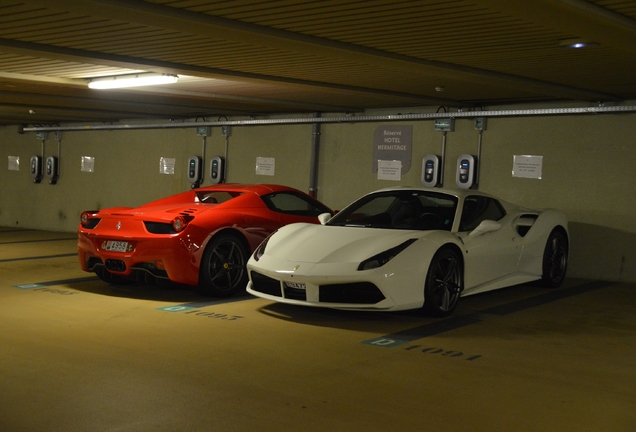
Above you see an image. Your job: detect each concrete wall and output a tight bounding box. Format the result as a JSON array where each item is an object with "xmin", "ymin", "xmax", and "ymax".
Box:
[{"xmin": 1, "ymin": 103, "xmax": 635, "ymax": 283}]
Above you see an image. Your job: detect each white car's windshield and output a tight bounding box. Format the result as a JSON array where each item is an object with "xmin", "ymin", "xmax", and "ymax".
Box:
[{"xmin": 328, "ymin": 190, "xmax": 457, "ymax": 231}]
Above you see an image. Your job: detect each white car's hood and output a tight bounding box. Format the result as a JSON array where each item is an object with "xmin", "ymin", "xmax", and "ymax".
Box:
[{"xmin": 266, "ymin": 223, "xmax": 428, "ymax": 264}]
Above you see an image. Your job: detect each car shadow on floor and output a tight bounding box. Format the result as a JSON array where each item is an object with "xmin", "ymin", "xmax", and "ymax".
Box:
[
  {"xmin": 251, "ymin": 278, "xmax": 594, "ymax": 333},
  {"xmin": 68, "ymin": 277, "xmax": 212, "ymax": 303},
  {"xmin": 255, "ymin": 300, "xmax": 437, "ymax": 333}
]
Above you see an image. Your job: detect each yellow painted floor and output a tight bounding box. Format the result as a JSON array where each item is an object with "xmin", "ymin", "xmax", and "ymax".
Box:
[{"xmin": 1, "ymin": 227, "xmax": 635, "ymax": 431}]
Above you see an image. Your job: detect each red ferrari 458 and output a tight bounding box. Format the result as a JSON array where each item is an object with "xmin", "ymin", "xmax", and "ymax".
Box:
[{"xmin": 78, "ymin": 184, "xmax": 333, "ymax": 297}]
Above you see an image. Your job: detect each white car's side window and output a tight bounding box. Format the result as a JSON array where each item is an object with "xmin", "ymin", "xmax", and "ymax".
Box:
[{"xmin": 460, "ymin": 196, "xmax": 506, "ymax": 232}]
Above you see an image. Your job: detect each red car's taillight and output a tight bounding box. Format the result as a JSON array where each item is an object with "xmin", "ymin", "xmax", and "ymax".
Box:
[
  {"xmin": 172, "ymin": 216, "xmax": 188, "ymax": 233},
  {"xmin": 80, "ymin": 211, "xmax": 100, "ymax": 228}
]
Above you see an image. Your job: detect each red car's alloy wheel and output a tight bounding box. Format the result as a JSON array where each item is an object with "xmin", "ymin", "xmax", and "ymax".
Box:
[{"xmin": 198, "ymin": 233, "xmax": 249, "ymax": 297}]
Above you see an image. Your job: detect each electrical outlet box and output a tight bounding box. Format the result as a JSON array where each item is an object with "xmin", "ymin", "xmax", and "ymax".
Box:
[
  {"xmin": 434, "ymin": 118, "xmax": 454, "ymax": 132},
  {"xmin": 196, "ymin": 126, "xmax": 211, "ymax": 137},
  {"xmin": 474, "ymin": 117, "xmax": 487, "ymax": 131},
  {"xmin": 221, "ymin": 126, "xmax": 231, "ymax": 137}
]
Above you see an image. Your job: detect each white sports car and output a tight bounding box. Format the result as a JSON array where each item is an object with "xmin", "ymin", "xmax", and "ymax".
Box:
[{"xmin": 246, "ymin": 187, "xmax": 568, "ymax": 316}]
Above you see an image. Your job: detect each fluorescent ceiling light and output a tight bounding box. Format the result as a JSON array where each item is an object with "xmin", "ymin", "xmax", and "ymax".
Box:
[{"xmin": 88, "ymin": 73, "xmax": 179, "ymax": 89}]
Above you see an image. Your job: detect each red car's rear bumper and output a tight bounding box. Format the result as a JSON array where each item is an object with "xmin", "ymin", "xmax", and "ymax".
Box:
[{"xmin": 78, "ymin": 230, "xmax": 202, "ymax": 286}]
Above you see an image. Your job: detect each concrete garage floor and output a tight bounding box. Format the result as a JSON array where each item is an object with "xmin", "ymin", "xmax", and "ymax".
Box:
[{"xmin": 1, "ymin": 227, "xmax": 635, "ymax": 432}]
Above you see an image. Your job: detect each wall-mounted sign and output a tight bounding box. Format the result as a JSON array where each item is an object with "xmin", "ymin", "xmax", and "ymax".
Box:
[
  {"xmin": 512, "ymin": 155, "xmax": 543, "ymax": 179},
  {"xmin": 377, "ymin": 160, "xmax": 402, "ymax": 181},
  {"xmin": 373, "ymin": 125, "xmax": 412, "ymax": 175},
  {"xmin": 256, "ymin": 157, "xmax": 275, "ymax": 176},
  {"xmin": 8, "ymin": 156, "xmax": 19, "ymax": 171},
  {"xmin": 160, "ymin": 157, "xmax": 176, "ymax": 175}
]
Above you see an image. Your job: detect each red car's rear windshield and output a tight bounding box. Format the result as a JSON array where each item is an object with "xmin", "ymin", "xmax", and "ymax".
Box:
[{"xmin": 195, "ymin": 191, "xmax": 243, "ymax": 204}]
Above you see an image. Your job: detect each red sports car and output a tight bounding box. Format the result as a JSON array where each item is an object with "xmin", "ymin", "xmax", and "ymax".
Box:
[{"xmin": 78, "ymin": 184, "xmax": 333, "ymax": 297}]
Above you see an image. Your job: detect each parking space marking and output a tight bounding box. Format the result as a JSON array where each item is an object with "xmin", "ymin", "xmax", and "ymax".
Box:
[
  {"xmin": 14, "ymin": 283, "xmax": 46, "ymax": 290},
  {"xmin": 173, "ymin": 293, "xmax": 252, "ymax": 309},
  {"xmin": 362, "ymin": 280, "xmax": 617, "ymax": 347},
  {"xmin": 157, "ymin": 294, "xmax": 251, "ymax": 311},
  {"xmin": 157, "ymin": 294, "xmax": 252, "ymax": 321},
  {"xmin": 13, "ymin": 276, "xmax": 98, "ymax": 289}
]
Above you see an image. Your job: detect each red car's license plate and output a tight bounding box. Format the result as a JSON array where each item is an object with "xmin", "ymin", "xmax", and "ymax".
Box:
[{"xmin": 104, "ymin": 240, "xmax": 129, "ymax": 252}]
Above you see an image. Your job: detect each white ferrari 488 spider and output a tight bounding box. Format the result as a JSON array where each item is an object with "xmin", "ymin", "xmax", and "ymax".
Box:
[{"xmin": 246, "ymin": 187, "xmax": 568, "ymax": 316}]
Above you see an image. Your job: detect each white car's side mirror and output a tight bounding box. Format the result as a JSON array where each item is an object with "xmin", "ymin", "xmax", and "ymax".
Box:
[
  {"xmin": 468, "ymin": 220, "xmax": 501, "ymax": 237},
  {"xmin": 318, "ymin": 213, "xmax": 332, "ymax": 225}
]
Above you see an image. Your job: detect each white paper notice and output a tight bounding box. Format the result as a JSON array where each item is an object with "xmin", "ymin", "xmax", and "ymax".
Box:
[
  {"xmin": 81, "ymin": 156, "xmax": 95, "ymax": 173},
  {"xmin": 160, "ymin": 157, "xmax": 176, "ymax": 175},
  {"xmin": 378, "ymin": 160, "xmax": 402, "ymax": 181},
  {"xmin": 256, "ymin": 157, "xmax": 275, "ymax": 176},
  {"xmin": 512, "ymin": 155, "xmax": 543, "ymax": 179},
  {"xmin": 8, "ymin": 156, "xmax": 19, "ymax": 171}
]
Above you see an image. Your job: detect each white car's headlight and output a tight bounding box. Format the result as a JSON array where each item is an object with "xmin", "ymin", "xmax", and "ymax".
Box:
[
  {"xmin": 253, "ymin": 231, "xmax": 277, "ymax": 261},
  {"xmin": 357, "ymin": 239, "xmax": 416, "ymax": 271}
]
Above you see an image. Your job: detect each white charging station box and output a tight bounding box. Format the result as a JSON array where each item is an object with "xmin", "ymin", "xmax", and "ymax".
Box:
[
  {"xmin": 30, "ymin": 155, "xmax": 42, "ymax": 183},
  {"xmin": 210, "ymin": 156, "xmax": 224, "ymax": 184},
  {"xmin": 456, "ymin": 154, "xmax": 476, "ymax": 189},
  {"xmin": 421, "ymin": 154, "xmax": 441, "ymax": 188},
  {"xmin": 187, "ymin": 156, "xmax": 202, "ymax": 188},
  {"xmin": 45, "ymin": 155, "xmax": 58, "ymax": 184}
]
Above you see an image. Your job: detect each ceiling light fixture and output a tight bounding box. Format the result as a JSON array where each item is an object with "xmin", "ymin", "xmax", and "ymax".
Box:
[
  {"xmin": 559, "ymin": 38, "xmax": 598, "ymax": 49},
  {"xmin": 87, "ymin": 73, "xmax": 179, "ymax": 89}
]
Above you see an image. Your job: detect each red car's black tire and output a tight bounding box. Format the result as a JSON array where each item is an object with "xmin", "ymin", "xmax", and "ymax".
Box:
[{"xmin": 197, "ymin": 233, "xmax": 249, "ymax": 297}]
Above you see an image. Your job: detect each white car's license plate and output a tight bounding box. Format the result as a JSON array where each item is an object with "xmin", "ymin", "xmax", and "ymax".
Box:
[
  {"xmin": 285, "ymin": 281, "xmax": 306, "ymax": 290},
  {"xmin": 104, "ymin": 240, "xmax": 129, "ymax": 252}
]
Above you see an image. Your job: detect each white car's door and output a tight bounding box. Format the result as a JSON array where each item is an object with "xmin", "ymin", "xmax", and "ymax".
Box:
[
  {"xmin": 456, "ymin": 196, "xmax": 523, "ymax": 293},
  {"xmin": 460, "ymin": 219, "xmax": 523, "ymax": 292}
]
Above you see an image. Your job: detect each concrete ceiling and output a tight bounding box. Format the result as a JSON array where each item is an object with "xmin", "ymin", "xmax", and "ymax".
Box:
[{"xmin": 1, "ymin": 0, "xmax": 636, "ymax": 125}]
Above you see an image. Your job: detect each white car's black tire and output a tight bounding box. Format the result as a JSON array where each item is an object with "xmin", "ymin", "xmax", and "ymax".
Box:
[
  {"xmin": 423, "ymin": 247, "xmax": 464, "ymax": 317},
  {"xmin": 541, "ymin": 229, "xmax": 568, "ymax": 288}
]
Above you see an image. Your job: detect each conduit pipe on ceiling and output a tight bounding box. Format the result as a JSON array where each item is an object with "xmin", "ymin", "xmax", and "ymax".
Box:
[{"xmin": 21, "ymin": 105, "xmax": 636, "ymax": 133}]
